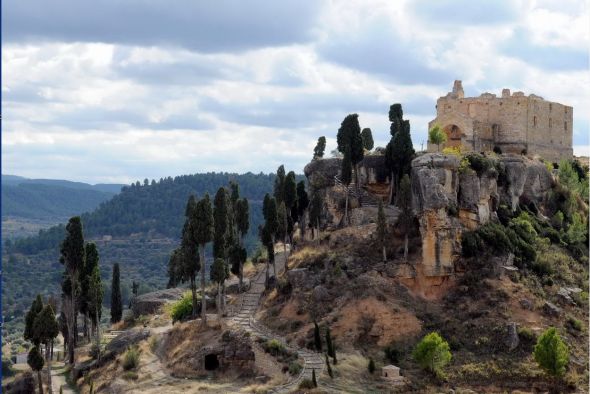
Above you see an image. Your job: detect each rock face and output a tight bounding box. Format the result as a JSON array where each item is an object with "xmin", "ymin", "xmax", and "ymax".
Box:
[
  {"xmin": 106, "ymin": 328, "xmax": 150, "ymax": 354},
  {"xmin": 130, "ymin": 288, "xmax": 184, "ymax": 316},
  {"xmin": 304, "ymin": 152, "xmax": 554, "ymax": 280},
  {"xmin": 2, "ymin": 371, "xmax": 35, "ymax": 394}
]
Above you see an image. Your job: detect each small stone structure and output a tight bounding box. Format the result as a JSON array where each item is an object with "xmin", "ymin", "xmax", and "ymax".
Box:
[
  {"xmin": 382, "ymin": 365, "xmax": 404, "ymax": 385},
  {"xmin": 130, "ymin": 287, "xmax": 184, "ymax": 316},
  {"xmin": 428, "ymin": 80, "xmax": 573, "ymax": 162}
]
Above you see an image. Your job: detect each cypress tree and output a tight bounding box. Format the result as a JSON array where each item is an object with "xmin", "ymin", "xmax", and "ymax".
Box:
[
  {"xmin": 312, "ymin": 368, "xmax": 318, "ymax": 387},
  {"xmin": 33, "ymin": 304, "xmax": 59, "ymax": 393},
  {"xmin": 361, "ymin": 128, "xmax": 374, "ymax": 151},
  {"xmin": 377, "ymin": 200, "xmax": 387, "ymax": 262},
  {"xmin": 368, "ymin": 357, "xmax": 375, "ymax": 374},
  {"xmin": 194, "ymin": 193, "xmax": 214, "ymax": 324},
  {"xmin": 210, "ymin": 258, "xmax": 227, "ymax": 318},
  {"xmin": 283, "ymin": 171, "xmax": 298, "ymax": 262},
  {"xmin": 314, "ymin": 321, "xmax": 322, "ymax": 352},
  {"xmin": 296, "ymin": 181, "xmax": 309, "ymax": 241},
  {"xmin": 326, "ymin": 326, "xmax": 334, "ymax": 358},
  {"xmin": 262, "ymin": 194, "xmax": 279, "ymax": 280},
  {"xmin": 385, "ymin": 105, "xmax": 415, "ymax": 203},
  {"xmin": 87, "ymin": 264, "xmax": 103, "ymax": 347},
  {"xmin": 60, "ymin": 216, "xmax": 85, "ymax": 364},
  {"xmin": 213, "ymin": 187, "xmax": 229, "ymax": 260},
  {"xmin": 313, "ymin": 136, "xmax": 326, "ymax": 159},
  {"xmin": 27, "ymin": 346, "xmax": 45, "ymax": 394},
  {"xmin": 110, "ymin": 263, "xmax": 122, "ymax": 324},
  {"xmin": 397, "ymin": 174, "xmax": 413, "ymax": 261},
  {"xmin": 325, "ymin": 353, "xmax": 334, "ymax": 378},
  {"xmin": 82, "ymin": 243, "xmax": 100, "ymax": 338},
  {"xmin": 337, "ymin": 114, "xmax": 364, "ymax": 189},
  {"xmin": 341, "ymin": 152, "xmax": 352, "ymax": 226},
  {"xmin": 24, "ymin": 295, "xmax": 43, "ymax": 345},
  {"xmin": 309, "ymin": 189, "xmax": 323, "ymax": 243},
  {"xmin": 235, "ymin": 198, "xmax": 249, "ymax": 291},
  {"xmin": 273, "ymin": 165, "xmax": 286, "ymax": 203}
]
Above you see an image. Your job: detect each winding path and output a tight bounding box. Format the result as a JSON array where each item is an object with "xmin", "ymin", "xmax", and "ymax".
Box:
[{"xmin": 229, "ymin": 246, "xmax": 325, "ymax": 393}]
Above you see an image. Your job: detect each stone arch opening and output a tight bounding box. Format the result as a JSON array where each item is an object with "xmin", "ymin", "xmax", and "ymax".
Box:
[
  {"xmin": 204, "ymin": 353, "xmax": 219, "ymax": 370},
  {"xmin": 442, "ymin": 124, "xmax": 464, "ymax": 149}
]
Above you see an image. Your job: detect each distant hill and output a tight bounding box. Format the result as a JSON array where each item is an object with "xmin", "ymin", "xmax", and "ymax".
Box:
[
  {"xmin": 8, "ymin": 172, "xmax": 304, "ymax": 255},
  {"xmin": 2, "ymin": 174, "xmax": 124, "ymax": 193}
]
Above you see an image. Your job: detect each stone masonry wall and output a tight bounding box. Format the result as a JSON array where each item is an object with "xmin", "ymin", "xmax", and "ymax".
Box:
[{"xmin": 428, "ymin": 81, "xmax": 573, "ymax": 162}]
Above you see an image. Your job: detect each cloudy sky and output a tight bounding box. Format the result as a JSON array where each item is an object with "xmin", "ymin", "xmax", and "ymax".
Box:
[{"xmin": 2, "ymin": 0, "xmax": 589, "ymax": 184}]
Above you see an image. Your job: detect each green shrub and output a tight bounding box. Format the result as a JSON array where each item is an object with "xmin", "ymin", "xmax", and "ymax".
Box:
[
  {"xmin": 517, "ymin": 327, "xmax": 536, "ymax": 342},
  {"xmin": 265, "ymin": 339, "xmax": 285, "ymax": 356},
  {"xmin": 122, "ymin": 371, "xmax": 139, "ymax": 380},
  {"xmin": 122, "ymin": 347, "xmax": 140, "ymax": 371},
  {"xmin": 288, "ymin": 361, "xmax": 302, "ymax": 375},
  {"xmin": 534, "ymin": 327, "xmax": 569, "ymax": 378},
  {"xmin": 567, "ymin": 317, "xmax": 583, "ymax": 332},
  {"xmin": 299, "ymin": 378, "xmax": 315, "ymax": 389},
  {"xmin": 384, "ymin": 343, "xmax": 402, "ymax": 364},
  {"xmin": 461, "ymin": 231, "xmax": 483, "ymax": 257},
  {"xmin": 412, "ymin": 332, "xmax": 452, "ymax": 378},
  {"xmin": 477, "ymin": 223, "xmax": 513, "ymax": 255},
  {"xmin": 170, "ymin": 293, "xmax": 194, "ymax": 323},
  {"xmin": 465, "ymin": 153, "xmax": 493, "ymax": 176},
  {"xmin": 2, "ymin": 357, "xmax": 15, "ymax": 377},
  {"xmin": 149, "ymin": 336, "xmax": 159, "ymax": 353}
]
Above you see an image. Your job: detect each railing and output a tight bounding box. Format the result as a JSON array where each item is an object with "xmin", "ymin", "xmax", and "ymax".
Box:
[{"xmin": 333, "ymin": 173, "xmax": 381, "ymax": 207}]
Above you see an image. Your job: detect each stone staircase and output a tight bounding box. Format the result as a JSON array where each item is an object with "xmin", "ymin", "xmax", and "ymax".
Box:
[
  {"xmin": 228, "ymin": 248, "xmax": 326, "ymax": 393},
  {"xmin": 334, "ymin": 173, "xmax": 382, "ymax": 208}
]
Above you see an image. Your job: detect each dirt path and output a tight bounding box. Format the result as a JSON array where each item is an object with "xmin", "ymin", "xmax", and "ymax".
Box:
[
  {"xmin": 51, "ymin": 361, "xmax": 76, "ymax": 394},
  {"xmin": 229, "ymin": 246, "xmax": 325, "ymax": 393}
]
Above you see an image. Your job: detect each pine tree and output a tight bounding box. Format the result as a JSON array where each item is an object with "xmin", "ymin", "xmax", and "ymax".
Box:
[
  {"xmin": 377, "ymin": 200, "xmax": 387, "ymax": 262},
  {"xmin": 314, "ymin": 321, "xmax": 322, "ymax": 352},
  {"xmin": 194, "ymin": 193, "xmax": 214, "ymax": 324},
  {"xmin": 313, "ymin": 136, "xmax": 326, "ymax": 159},
  {"xmin": 110, "ymin": 263, "xmax": 122, "ymax": 324},
  {"xmin": 27, "ymin": 345, "xmax": 45, "ymax": 394},
  {"xmin": 534, "ymin": 327, "xmax": 569, "ymax": 379},
  {"xmin": 325, "ymin": 353, "xmax": 334, "ymax": 378},
  {"xmin": 397, "ymin": 174, "xmax": 413, "ymax": 261},
  {"xmin": 59, "ymin": 216, "xmax": 85, "ymax": 364}
]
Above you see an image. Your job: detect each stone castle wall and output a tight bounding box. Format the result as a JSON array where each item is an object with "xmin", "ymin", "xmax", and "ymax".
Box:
[{"xmin": 428, "ymin": 81, "xmax": 573, "ymax": 162}]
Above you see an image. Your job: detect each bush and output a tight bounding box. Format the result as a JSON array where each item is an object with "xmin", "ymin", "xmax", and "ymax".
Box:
[
  {"xmin": 493, "ymin": 146, "xmax": 502, "ymax": 154},
  {"xmin": 461, "ymin": 231, "xmax": 483, "ymax": 258},
  {"xmin": 567, "ymin": 317, "xmax": 583, "ymax": 332},
  {"xmin": 517, "ymin": 327, "xmax": 536, "ymax": 342},
  {"xmin": 465, "ymin": 153, "xmax": 493, "ymax": 176},
  {"xmin": 412, "ymin": 332, "xmax": 452, "ymax": 378},
  {"xmin": 89, "ymin": 343, "xmax": 101, "ymax": 360},
  {"xmin": 298, "ymin": 378, "xmax": 315, "ymax": 389},
  {"xmin": 122, "ymin": 371, "xmax": 139, "ymax": 380},
  {"xmin": 384, "ymin": 343, "xmax": 402, "ymax": 364},
  {"xmin": 368, "ymin": 357, "xmax": 375, "ymax": 374},
  {"xmin": 170, "ymin": 293, "xmax": 194, "ymax": 323},
  {"xmin": 122, "ymin": 347, "xmax": 140, "ymax": 371},
  {"xmin": 265, "ymin": 339, "xmax": 285, "ymax": 356},
  {"xmin": 288, "ymin": 361, "xmax": 302, "ymax": 375},
  {"xmin": 534, "ymin": 327, "xmax": 569, "ymax": 378},
  {"xmin": 2, "ymin": 357, "xmax": 15, "ymax": 377}
]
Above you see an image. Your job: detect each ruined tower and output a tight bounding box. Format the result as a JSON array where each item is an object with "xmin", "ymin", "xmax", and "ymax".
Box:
[{"xmin": 428, "ymin": 81, "xmax": 573, "ymax": 162}]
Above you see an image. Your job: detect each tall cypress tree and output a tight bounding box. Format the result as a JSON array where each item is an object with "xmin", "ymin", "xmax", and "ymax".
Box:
[
  {"xmin": 273, "ymin": 165, "xmax": 286, "ymax": 203},
  {"xmin": 296, "ymin": 181, "xmax": 309, "ymax": 240},
  {"xmin": 337, "ymin": 114, "xmax": 364, "ymax": 189},
  {"xmin": 262, "ymin": 194, "xmax": 279, "ymax": 281},
  {"xmin": 88, "ymin": 264, "xmax": 103, "ymax": 346},
  {"xmin": 210, "ymin": 258, "xmax": 227, "ymax": 318},
  {"xmin": 82, "ymin": 242, "xmax": 100, "ymax": 338},
  {"xmin": 194, "ymin": 193, "xmax": 214, "ymax": 324},
  {"xmin": 309, "ymin": 189, "xmax": 323, "ymax": 243},
  {"xmin": 314, "ymin": 321, "xmax": 322, "ymax": 352},
  {"xmin": 283, "ymin": 171, "xmax": 298, "ymax": 261},
  {"xmin": 60, "ymin": 216, "xmax": 85, "ymax": 364},
  {"xmin": 385, "ymin": 104, "xmax": 415, "ymax": 203},
  {"xmin": 397, "ymin": 174, "xmax": 413, "ymax": 261},
  {"xmin": 33, "ymin": 304, "xmax": 59, "ymax": 392},
  {"xmin": 313, "ymin": 136, "xmax": 326, "ymax": 160},
  {"xmin": 24, "ymin": 295, "xmax": 43, "ymax": 345},
  {"xmin": 234, "ymin": 198, "xmax": 249, "ymax": 291},
  {"xmin": 110, "ymin": 263, "xmax": 122, "ymax": 324},
  {"xmin": 27, "ymin": 346, "xmax": 45, "ymax": 394}
]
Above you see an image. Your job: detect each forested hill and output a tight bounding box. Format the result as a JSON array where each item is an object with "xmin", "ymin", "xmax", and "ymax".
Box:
[{"xmin": 9, "ymin": 172, "xmax": 303, "ymax": 254}]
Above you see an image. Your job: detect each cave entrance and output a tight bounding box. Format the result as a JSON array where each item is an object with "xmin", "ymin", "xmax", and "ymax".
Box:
[{"xmin": 204, "ymin": 353, "xmax": 219, "ymax": 371}]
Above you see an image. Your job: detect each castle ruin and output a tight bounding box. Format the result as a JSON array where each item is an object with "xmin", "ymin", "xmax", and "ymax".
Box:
[{"xmin": 428, "ymin": 80, "xmax": 573, "ymax": 162}]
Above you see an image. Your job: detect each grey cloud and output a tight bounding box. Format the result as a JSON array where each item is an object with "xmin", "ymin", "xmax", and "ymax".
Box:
[
  {"xmin": 3, "ymin": 0, "xmax": 322, "ymax": 53},
  {"xmin": 500, "ymin": 28, "xmax": 589, "ymax": 71},
  {"xmin": 317, "ymin": 19, "xmax": 451, "ymax": 85}
]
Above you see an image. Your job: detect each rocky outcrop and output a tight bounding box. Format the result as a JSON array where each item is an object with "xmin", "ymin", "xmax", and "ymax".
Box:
[
  {"xmin": 106, "ymin": 328, "xmax": 150, "ymax": 354},
  {"xmin": 130, "ymin": 288, "xmax": 184, "ymax": 316},
  {"xmin": 499, "ymin": 155, "xmax": 553, "ymax": 210},
  {"xmin": 2, "ymin": 371, "xmax": 35, "ymax": 394}
]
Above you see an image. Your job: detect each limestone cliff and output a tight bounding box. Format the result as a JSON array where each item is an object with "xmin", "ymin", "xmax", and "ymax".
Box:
[{"xmin": 304, "ymin": 153, "xmax": 554, "ymax": 279}]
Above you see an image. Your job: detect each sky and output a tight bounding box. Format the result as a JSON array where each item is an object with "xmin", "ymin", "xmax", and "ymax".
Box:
[{"xmin": 2, "ymin": 0, "xmax": 589, "ymax": 184}]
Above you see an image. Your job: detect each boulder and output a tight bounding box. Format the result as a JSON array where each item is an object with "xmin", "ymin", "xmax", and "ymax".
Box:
[
  {"xmin": 519, "ymin": 298, "xmax": 533, "ymax": 310},
  {"xmin": 2, "ymin": 371, "xmax": 35, "ymax": 394},
  {"xmin": 131, "ymin": 288, "xmax": 184, "ymax": 316},
  {"xmin": 312, "ymin": 285, "xmax": 331, "ymax": 302},
  {"xmin": 542, "ymin": 301, "xmax": 561, "ymax": 317},
  {"xmin": 499, "ymin": 156, "xmax": 553, "ymax": 210},
  {"xmin": 505, "ymin": 322, "xmax": 519, "ymax": 351},
  {"xmin": 226, "ymin": 278, "xmax": 251, "ymax": 294},
  {"xmin": 557, "ymin": 287, "xmax": 577, "ymax": 305},
  {"xmin": 105, "ymin": 328, "xmax": 150, "ymax": 354},
  {"xmin": 286, "ymin": 268, "xmax": 308, "ymax": 288}
]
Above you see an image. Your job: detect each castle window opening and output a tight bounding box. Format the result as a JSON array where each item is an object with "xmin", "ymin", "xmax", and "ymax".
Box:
[
  {"xmin": 549, "ymin": 118, "xmax": 552, "ymax": 128},
  {"xmin": 533, "ymin": 116, "xmax": 537, "ymax": 127},
  {"xmin": 564, "ymin": 121, "xmax": 567, "ymax": 131},
  {"xmin": 549, "ymin": 103, "xmax": 552, "ymax": 112}
]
